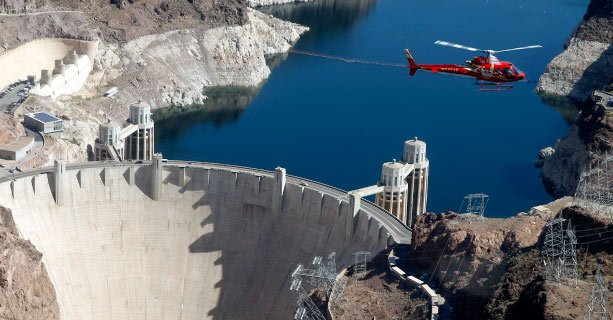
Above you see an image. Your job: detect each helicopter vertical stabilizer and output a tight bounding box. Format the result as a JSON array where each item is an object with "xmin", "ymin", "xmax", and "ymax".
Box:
[{"xmin": 404, "ymin": 49, "xmax": 418, "ymax": 76}]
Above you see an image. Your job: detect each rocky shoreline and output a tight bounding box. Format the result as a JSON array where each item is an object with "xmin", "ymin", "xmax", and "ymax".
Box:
[
  {"xmin": 538, "ymin": 0, "xmax": 613, "ymax": 198},
  {"xmin": 0, "ymin": 0, "xmax": 308, "ymax": 166},
  {"xmin": 248, "ymin": 0, "xmax": 312, "ymax": 7},
  {"xmin": 537, "ymin": 0, "xmax": 613, "ymax": 102}
]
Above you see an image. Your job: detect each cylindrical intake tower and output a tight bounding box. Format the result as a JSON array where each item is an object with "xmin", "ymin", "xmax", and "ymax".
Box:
[
  {"xmin": 376, "ymin": 160, "xmax": 409, "ymax": 224},
  {"xmin": 402, "ymin": 137, "xmax": 429, "ymax": 227},
  {"xmin": 126, "ymin": 101, "xmax": 155, "ymax": 161}
]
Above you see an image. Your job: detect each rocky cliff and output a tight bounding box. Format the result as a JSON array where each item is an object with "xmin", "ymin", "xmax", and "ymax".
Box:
[
  {"xmin": 409, "ymin": 199, "xmax": 612, "ymax": 320},
  {"xmin": 538, "ymin": 0, "xmax": 613, "ymax": 197},
  {"xmin": 0, "ymin": 206, "xmax": 59, "ymax": 319},
  {"xmin": 536, "ymin": 0, "xmax": 613, "ymax": 102},
  {"xmin": 87, "ymin": 8, "xmax": 308, "ymax": 109}
]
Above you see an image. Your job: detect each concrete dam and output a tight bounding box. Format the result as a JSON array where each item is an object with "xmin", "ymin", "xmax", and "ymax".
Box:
[{"xmin": 0, "ymin": 158, "xmax": 411, "ymax": 319}]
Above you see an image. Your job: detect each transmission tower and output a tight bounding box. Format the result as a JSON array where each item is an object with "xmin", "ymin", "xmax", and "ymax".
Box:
[
  {"xmin": 290, "ymin": 253, "xmax": 338, "ymax": 320},
  {"xmin": 574, "ymin": 154, "xmax": 613, "ymax": 222},
  {"xmin": 290, "ymin": 278, "xmax": 326, "ymax": 320},
  {"xmin": 353, "ymin": 251, "xmax": 371, "ymax": 276},
  {"xmin": 542, "ymin": 218, "xmax": 566, "ymax": 281},
  {"xmin": 563, "ymin": 220, "xmax": 578, "ymax": 285},
  {"xmin": 585, "ymin": 267, "xmax": 609, "ymax": 320},
  {"xmin": 459, "ymin": 193, "xmax": 489, "ymax": 221}
]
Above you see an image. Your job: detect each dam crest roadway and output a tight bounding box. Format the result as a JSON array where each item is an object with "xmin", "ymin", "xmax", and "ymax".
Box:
[{"xmin": 0, "ymin": 157, "xmax": 411, "ymax": 319}]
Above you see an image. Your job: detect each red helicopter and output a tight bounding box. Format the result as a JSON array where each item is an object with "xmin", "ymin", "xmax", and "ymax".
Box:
[{"xmin": 405, "ymin": 40, "xmax": 542, "ymax": 91}]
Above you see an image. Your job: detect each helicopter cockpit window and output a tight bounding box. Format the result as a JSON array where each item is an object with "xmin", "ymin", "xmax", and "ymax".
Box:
[
  {"xmin": 503, "ymin": 68, "xmax": 514, "ymax": 75},
  {"xmin": 513, "ymin": 66, "xmax": 523, "ymax": 75}
]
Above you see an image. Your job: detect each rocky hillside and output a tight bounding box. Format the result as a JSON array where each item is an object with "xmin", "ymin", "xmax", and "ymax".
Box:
[
  {"xmin": 536, "ymin": 0, "xmax": 613, "ymax": 102},
  {"xmin": 408, "ymin": 200, "xmax": 612, "ymax": 320},
  {"xmin": 0, "ymin": 0, "xmax": 308, "ymax": 166},
  {"xmin": 0, "ymin": 206, "xmax": 59, "ymax": 320}
]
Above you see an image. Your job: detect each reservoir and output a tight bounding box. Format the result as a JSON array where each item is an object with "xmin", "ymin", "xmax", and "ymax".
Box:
[{"xmin": 156, "ymin": 0, "xmax": 588, "ymax": 217}]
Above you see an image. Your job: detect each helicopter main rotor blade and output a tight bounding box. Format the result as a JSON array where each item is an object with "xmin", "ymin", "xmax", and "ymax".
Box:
[
  {"xmin": 434, "ymin": 40, "xmax": 482, "ymax": 52},
  {"xmin": 492, "ymin": 45, "xmax": 543, "ymax": 53}
]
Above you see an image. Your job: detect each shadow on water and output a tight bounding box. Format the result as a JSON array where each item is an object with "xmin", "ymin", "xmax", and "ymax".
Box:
[
  {"xmin": 153, "ymin": 85, "xmax": 261, "ymax": 140},
  {"xmin": 259, "ymin": 0, "xmax": 378, "ymax": 32}
]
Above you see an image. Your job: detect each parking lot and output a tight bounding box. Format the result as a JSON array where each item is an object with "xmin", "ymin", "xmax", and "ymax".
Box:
[{"xmin": 0, "ymin": 80, "xmax": 32, "ymax": 115}]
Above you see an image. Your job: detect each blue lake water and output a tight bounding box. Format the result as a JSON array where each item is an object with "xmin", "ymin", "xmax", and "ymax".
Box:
[{"xmin": 156, "ymin": 0, "xmax": 588, "ymax": 217}]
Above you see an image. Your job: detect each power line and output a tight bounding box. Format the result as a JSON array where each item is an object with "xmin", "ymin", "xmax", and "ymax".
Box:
[{"xmin": 288, "ymin": 49, "xmax": 407, "ymax": 69}]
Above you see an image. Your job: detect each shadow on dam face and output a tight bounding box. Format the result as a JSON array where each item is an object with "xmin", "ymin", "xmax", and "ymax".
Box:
[{"xmin": 0, "ymin": 163, "xmax": 398, "ymax": 319}]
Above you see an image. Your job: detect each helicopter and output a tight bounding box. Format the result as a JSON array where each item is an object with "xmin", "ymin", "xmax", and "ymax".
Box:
[{"xmin": 405, "ymin": 40, "xmax": 542, "ymax": 91}]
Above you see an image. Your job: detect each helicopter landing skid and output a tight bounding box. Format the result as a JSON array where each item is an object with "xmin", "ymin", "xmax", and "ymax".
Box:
[{"xmin": 476, "ymin": 81, "xmax": 514, "ymax": 92}]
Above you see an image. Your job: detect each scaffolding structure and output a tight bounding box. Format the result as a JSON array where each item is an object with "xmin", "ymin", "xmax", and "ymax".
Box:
[
  {"xmin": 541, "ymin": 218, "xmax": 578, "ymax": 284},
  {"xmin": 353, "ymin": 251, "xmax": 371, "ymax": 276},
  {"xmin": 574, "ymin": 155, "xmax": 613, "ymax": 222},
  {"xmin": 585, "ymin": 267, "xmax": 609, "ymax": 320},
  {"xmin": 289, "ymin": 253, "xmax": 338, "ymax": 320},
  {"xmin": 459, "ymin": 193, "xmax": 489, "ymax": 221}
]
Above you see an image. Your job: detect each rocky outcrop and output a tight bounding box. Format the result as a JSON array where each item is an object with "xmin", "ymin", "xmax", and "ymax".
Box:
[
  {"xmin": 409, "ymin": 198, "xmax": 572, "ymax": 319},
  {"xmin": 88, "ymin": 8, "xmax": 308, "ymax": 108},
  {"xmin": 541, "ymin": 99, "xmax": 613, "ymax": 197},
  {"xmin": 537, "ymin": 0, "xmax": 613, "ymax": 102},
  {"xmin": 537, "ymin": 39, "xmax": 612, "ymax": 102},
  {"xmin": 247, "ymin": 0, "xmax": 311, "ymax": 7},
  {"xmin": 538, "ymin": 0, "xmax": 613, "ymax": 197},
  {"xmin": 0, "ymin": 206, "xmax": 59, "ymax": 319},
  {"xmin": 0, "ymin": 0, "xmax": 38, "ymax": 13},
  {"xmin": 408, "ymin": 198, "xmax": 613, "ymax": 320}
]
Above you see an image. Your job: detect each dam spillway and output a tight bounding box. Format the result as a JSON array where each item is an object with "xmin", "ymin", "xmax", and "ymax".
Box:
[{"xmin": 0, "ymin": 160, "xmax": 411, "ymax": 319}]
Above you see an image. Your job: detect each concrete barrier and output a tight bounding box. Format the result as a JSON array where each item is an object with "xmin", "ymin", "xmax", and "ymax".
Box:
[
  {"xmin": 0, "ymin": 160, "xmax": 411, "ymax": 319},
  {"xmin": 387, "ymin": 251, "xmax": 444, "ymax": 320},
  {"xmin": 0, "ymin": 38, "xmax": 98, "ymax": 92}
]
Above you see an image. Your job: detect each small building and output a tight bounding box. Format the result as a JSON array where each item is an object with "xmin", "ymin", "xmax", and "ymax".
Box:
[
  {"xmin": 0, "ymin": 136, "xmax": 34, "ymax": 161},
  {"xmin": 24, "ymin": 112, "xmax": 64, "ymax": 133}
]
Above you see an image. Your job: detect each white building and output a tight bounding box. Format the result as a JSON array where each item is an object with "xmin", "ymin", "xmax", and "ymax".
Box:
[
  {"xmin": 0, "ymin": 136, "xmax": 34, "ymax": 161},
  {"xmin": 24, "ymin": 112, "xmax": 63, "ymax": 133}
]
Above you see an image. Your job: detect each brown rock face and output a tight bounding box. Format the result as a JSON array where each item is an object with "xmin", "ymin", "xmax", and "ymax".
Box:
[
  {"xmin": 0, "ymin": 206, "xmax": 59, "ymax": 320},
  {"xmin": 409, "ymin": 212, "xmax": 548, "ymax": 319}
]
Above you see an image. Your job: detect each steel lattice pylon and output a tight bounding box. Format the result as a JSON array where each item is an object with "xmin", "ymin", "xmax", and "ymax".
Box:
[
  {"xmin": 542, "ymin": 218, "xmax": 566, "ymax": 281},
  {"xmin": 563, "ymin": 220, "xmax": 578, "ymax": 285},
  {"xmin": 289, "ymin": 253, "xmax": 338, "ymax": 320},
  {"xmin": 353, "ymin": 251, "xmax": 371, "ymax": 276},
  {"xmin": 585, "ymin": 267, "xmax": 609, "ymax": 320},
  {"xmin": 459, "ymin": 193, "xmax": 489, "ymax": 221},
  {"xmin": 574, "ymin": 154, "xmax": 613, "ymax": 222}
]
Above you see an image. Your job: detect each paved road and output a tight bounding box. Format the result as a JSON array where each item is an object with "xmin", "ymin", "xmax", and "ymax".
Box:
[
  {"xmin": 0, "ymin": 10, "xmax": 83, "ymax": 17},
  {"xmin": 0, "ymin": 83, "xmax": 28, "ymax": 113},
  {"xmin": 0, "ymin": 160, "xmax": 413, "ymax": 244}
]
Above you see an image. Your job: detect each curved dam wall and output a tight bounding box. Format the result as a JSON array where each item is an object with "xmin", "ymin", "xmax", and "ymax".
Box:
[
  {"xmin": 0, "ymin": 38, "xmax": 98, "ymax": 90},
  {"xmin": 0, "ymin": 160, "xmax": 410, "ymax": 319}
]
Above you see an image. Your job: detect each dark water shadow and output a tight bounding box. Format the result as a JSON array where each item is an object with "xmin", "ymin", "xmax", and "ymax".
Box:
[
  {"xmin": 260, "ymin": 0, "xmax": 378, "ymax": 32},
  {"xmin": 153, "ymin": 86, "xmax": 261, "ymax": 140}
]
